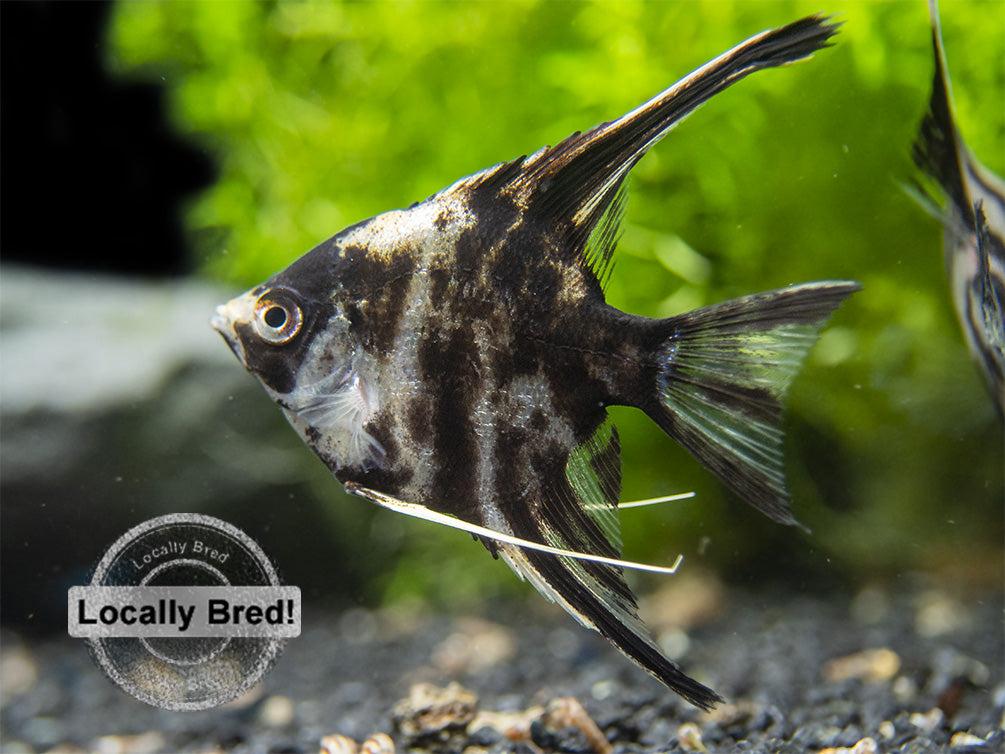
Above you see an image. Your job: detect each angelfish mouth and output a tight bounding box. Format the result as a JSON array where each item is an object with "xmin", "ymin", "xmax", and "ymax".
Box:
[
  {"xmin": 211, "ymin": 304, "xmax": 246, "ymax": 363},
  {"xmin": 210, "ymin": 306, "xmax": 229, "ymax": 335}
]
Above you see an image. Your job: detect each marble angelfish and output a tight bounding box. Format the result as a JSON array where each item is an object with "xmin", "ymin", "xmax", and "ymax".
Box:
[
  {"xmin": 213, "ymin": 15, "xmax": 858, "ymax": 709},
  {"xmin": 911, "ymin": 0, "xmax": 1005, "ymax": 413}
]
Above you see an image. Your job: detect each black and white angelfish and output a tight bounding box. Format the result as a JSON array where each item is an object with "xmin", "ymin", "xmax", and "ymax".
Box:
[
  {"xmin": 213, "ymin": 16, "xmax": 857, "ymax": 709},
  {"xmin": 912, "ymin": 0, "xmax": 1005, "ymax": 413}
]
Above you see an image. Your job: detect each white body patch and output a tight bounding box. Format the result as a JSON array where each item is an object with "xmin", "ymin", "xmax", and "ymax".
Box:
[{"xmin": 339, "ymin": 192, "xmax": 477, "ymax": 262}]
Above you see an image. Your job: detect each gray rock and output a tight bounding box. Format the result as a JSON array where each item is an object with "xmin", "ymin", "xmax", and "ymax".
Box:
[{"xmin": 0, "ymin": 266, "xmax": 379, "ymax": 633}]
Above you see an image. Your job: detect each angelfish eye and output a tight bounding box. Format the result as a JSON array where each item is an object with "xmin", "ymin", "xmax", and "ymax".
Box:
[{"xmin": 253, "ymin": 291, "xmax": 303, "ymax": 344}]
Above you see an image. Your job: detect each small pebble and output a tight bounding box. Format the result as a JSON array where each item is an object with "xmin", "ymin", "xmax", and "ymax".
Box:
[
  {"xmin": 433, "ymin": 618, "xmax": 515, "ymax": 674},
  {"xmin": 0, "ymin": 643, "xmax": 38, "ymax": 697},
  {"xmin": 657, "ymin": 627, "xmax": 691, "ymax": 659},
  {"xmin": 391, "ymin": 681, "xmax": 478, "ymax": 738},
  {"xmin": 893, "ymin": 675, "xmax": 918, "ymax": 702},
  {"xmin": 321, "ymin": 734, "xmax": 358, "ymax": 754},
  {"xmin": 818, "ymin": 737, "xmax": 877, "ymax": 754},
  {"xmin": 814, "ymin": 726, "xmax": 844, "ymax": 748},
  {"xmin": 529, "ymin": 719, "xmax": 560, "ymax": 749},
  {"xmin": 544, "ymin": 697, "xmax": 611, "ymax": 754},
  {"xmin": 360, "ymin": 732, "xmax": 395, "ymax": 754},
  {"xmin": 915, "ymin": 591, "xmax": 970, "ymax": 637},
  {"xmin": 467, "ymin": 725, "xmax": 504, "ymax": 746},
  {"xmin": 877, "ymin": 720, "xmax": 896, "ymax": 740},
  {"xmin": 993, "ymin": 682, "xmax": 1005, "ymax": 708},
  {"xmin": 910, "ymin": 708, "xmax": 945, "ymax": 733},
  {"xmin": 260, "ymin": 694, "xmax": 295, "ymax": 727},
  {"xmin": 590, "ymin": 679, "xmax": 619, "ymax": 701},
  {"xmin": 707, "ymin": 700, "xmax": 762, "ymax": 728},
  {"xmin": 92, "ymin": 732, "xmax": 166, "ymax": 754},
  {"xmin": 824, "ymin": 648, "xmax": 901, "ymax": 683},
  {"xmin": 949, "ymin": 731, "xmax": 987, "ymax": 748},
  {"xmin": 468, "ymin": 707, "xmax": 539, "ymax": 741},
  {"xmin": 677, "ymin": 722, "xmax": 706, "ymax": 752}
]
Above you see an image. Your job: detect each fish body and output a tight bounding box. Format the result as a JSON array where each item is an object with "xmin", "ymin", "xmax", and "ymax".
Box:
[
  {"xmin": 213, "ymin": 16, "xmax": 857, "ymax": 709},
  {"xmin": 912, "ymin": 0, "xmax": 1005, "ymax": 412}
]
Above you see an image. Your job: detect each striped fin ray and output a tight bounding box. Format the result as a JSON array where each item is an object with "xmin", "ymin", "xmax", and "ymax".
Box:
[
  {"xmin": 911, "ymin": 0, "xmax": 971, "ymax": 227},
  {"xmin": 912, "ymin": 0, "xmax": 1005, "ymax": 236},
  {"xmin": 580, "ymin": 183, "xmax": 628, "ymax": 291},
  {"xmin": 970, "ymin": 203, "xmax": 1005, "ymax": 408},
  {"xmin": 650, "ymin": 281, "xmax": 859, "ymax": 525},
  {"xmin": 505, "ymin": 15, "xmax": 839, "ymax": 285}
]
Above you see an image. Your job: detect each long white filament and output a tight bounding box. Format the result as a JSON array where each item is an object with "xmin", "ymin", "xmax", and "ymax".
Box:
[
  {"xmin": 618, "ymin": 492, "xmax": 696, "ymax": 509},
  {"xmin": 345, "ymin": 482, "xmax": 683, "ymax": 575}
]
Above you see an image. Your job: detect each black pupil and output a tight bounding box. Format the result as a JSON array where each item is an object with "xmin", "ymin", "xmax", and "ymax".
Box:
[{"xmin": 264, "ymin": 305, "xmax": 287, "ymax": 329}]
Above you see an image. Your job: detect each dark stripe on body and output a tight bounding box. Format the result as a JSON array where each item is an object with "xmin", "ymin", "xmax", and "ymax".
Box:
[
  {"xmin": 341, "ymin": 244, "xmax": 418, "ymax": 356},
  {"xmin": 418, "ymin": 322, "xmax": 482, "ymax": 521}
]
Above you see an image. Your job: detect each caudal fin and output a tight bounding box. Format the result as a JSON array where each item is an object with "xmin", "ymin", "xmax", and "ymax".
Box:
[{"xmin": 646, "ymin": 281, "xmax": 859, "ymax": 525}]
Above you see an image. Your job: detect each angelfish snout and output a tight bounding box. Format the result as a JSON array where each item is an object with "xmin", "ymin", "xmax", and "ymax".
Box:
[
  {"xmin": 211, "ymin": 301, "xmax": 247, "ymax": 363},
  {"xmin": 210, "ymin": 304, "xmax": 231, "ymax": 336}
]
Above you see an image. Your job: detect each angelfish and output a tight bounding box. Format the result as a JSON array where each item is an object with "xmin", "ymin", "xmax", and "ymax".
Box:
[
  {"xmin": 911, "ymin": 0, "xmax": 1005, "ymax": 413},
  {"xmin": 213, "ymin": 15, "xmax": 858, "ymax": 709}
]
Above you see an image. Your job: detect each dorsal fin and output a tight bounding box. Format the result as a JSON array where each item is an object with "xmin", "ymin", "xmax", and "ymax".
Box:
[
  {"xmin": 911, "ymin": 0, "xmax": 972, "ymax": 225},
  {"xmin": 495, "ymin": 15, "xmax": 839, "ymax": 285},
  {"xmin": 580, "ymin": 183, "xmax": 627, "ymax": 291}
]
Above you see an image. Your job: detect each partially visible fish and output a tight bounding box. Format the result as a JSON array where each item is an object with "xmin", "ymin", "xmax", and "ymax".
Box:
[
  {"xmin": 912, "ymin": 0, "xmax": 1005, "ymax": 413},
  {"xmin": 213, "ymin": 15, "xmax": 858, "ymax": 709}
]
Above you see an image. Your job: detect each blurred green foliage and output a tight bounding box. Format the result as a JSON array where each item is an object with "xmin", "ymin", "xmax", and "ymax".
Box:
[{"xmin": 109, "ymin": 1, "xmax": 1002, "ymax": 608}]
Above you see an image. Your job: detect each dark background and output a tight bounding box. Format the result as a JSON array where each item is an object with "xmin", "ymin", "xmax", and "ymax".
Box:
[
  {"xmin": 2, "ymin": 1, "xmax": 218, "ymax": 633},
  {"xmin": 1, "ymin": 0, "xmax": 213, "ymax": 277}
]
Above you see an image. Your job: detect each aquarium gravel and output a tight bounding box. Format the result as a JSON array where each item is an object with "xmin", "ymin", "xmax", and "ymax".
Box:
[{"xmin": 2, "ymin": 581, "xmax": 1000, "ymax": 753}]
